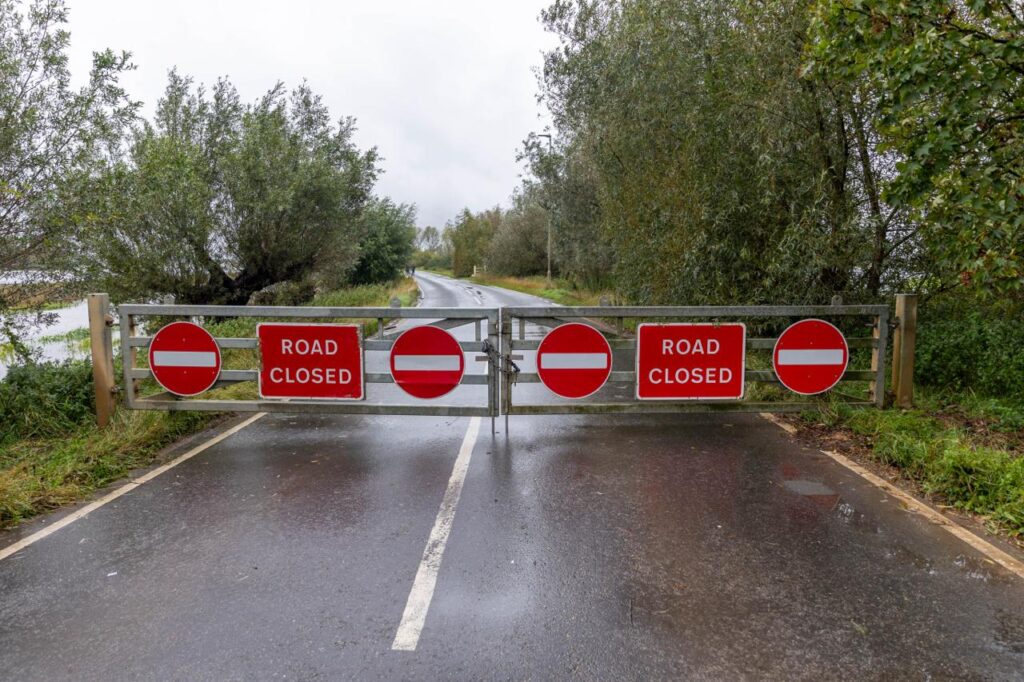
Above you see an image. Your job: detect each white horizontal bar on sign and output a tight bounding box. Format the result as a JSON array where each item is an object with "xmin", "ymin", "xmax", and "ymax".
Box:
[
  {"xmin": 540, "ymin": 353, "xmax": 608, "ymax": 370},
  {"xmin": 777, "ymin": 349, "xmax": 845, "ymax": 366},
  {"xmin": 151, "ymin": 351, "xmax": 218, "ymax": 368},
  {"xmin": 394, "ymin": 355, "xmax": 461, "ymax": 371}
]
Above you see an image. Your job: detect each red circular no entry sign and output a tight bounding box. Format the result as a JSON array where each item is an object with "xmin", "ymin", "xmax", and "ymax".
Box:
[
  {"xmin": 536, "ymin": 323, "xmax": 612, "ymax": 399},
  {"xmin": 773, "ymin": 319, "xmax": 849, "ymax": 395},
  {"xmin": 390, "ymin": 325, "xmax": 465, "ymax": 399},
  {"xmin": 148, "ymin": 321, "xmax": 222, "ymax": 397}
]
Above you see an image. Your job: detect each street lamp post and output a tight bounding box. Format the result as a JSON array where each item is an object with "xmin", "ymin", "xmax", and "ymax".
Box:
[{"xmin": 538, "ymin": 133, "xmax": 553, "ymax": 285}]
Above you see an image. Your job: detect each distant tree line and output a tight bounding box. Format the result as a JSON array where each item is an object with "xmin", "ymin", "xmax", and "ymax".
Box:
[
  {"xmin": 421, "ymin": 0, "xmax": 1021, "ymax": 310},
  {"xmin": 0, "ymin": 0, "xmax": 416, "ymax": 330},
  {"xmin": 413, "ymin": 186, "xmax": 550, "ymax": 279}
]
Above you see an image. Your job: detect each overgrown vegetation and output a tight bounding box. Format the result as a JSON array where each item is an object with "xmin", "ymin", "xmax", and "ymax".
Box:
[
  {"xmin": 915, "ymin": 306, "xmax": 1024, "ymax": 398},
  {"xmin": 466, "ymin": 272, "xmax": 607, "ymax": 307},
  {"xmin": 807, "ymin": 390, "xmax": 1024, "ymax": 535}
]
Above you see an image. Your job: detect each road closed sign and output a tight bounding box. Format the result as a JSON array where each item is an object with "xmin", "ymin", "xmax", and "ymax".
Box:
[
  {"xmin": 636, "ymin": 323, "xmax": 746, "ymax": 400},
  {"xmin": 258, "ymin": 323, "xmax": 364, "ymax": 400}
]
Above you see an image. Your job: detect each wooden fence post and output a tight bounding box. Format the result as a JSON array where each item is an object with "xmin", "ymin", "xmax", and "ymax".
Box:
[
  {"xmin": 891, "ymin": 293, "xmax": 918, "ymax": 409},
  {"xmin": 87, "ymin": 293, "xmax": 117, "ymax": 427}
]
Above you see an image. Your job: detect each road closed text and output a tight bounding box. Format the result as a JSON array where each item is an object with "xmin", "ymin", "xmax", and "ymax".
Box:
[
  {"xmin": 636, "ymin": 323, "xmax": 746, "ymax": 400},
  {"xmin": 257, "ymin": 323, "xmax": 364, "ymax": 400}
]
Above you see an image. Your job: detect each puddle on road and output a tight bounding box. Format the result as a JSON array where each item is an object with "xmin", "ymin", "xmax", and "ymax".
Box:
[{"xmin": 782, "ymin": 479, "xmax": 836, "ymax": 497}]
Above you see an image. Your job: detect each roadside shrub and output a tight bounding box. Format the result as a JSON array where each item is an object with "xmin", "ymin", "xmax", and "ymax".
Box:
[
  {"xmin": 247, "ymin": 280, "xmax": 315, "ymax": 307},
  {"xmin": 927, "ymin": 444, "xmax": 1024, "ymax": 530},
  {"xmin": 0, "ymin": 360, "xmax": 94, "ymax": 442},
  {"xmin": 915, "ymin": 310, "xmax": 1024, "ymax": 399}
]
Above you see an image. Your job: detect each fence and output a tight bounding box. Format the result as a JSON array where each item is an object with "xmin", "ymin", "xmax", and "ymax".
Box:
[{"xmin": 86, "ymin": 293, "xmax": 919, "ymax": 427}]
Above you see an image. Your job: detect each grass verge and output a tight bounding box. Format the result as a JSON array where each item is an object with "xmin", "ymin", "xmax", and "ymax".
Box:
[
  {"xmin": 466, "ymin": 272, "xmax": 611, "ymax": 307},
  {"xmin": 0, "ymin": 278, "xmax": 417, "ymax": 529},
  {"xmin": 797, "ymin": 388, "xmax": 1024, "ymax": 538}
]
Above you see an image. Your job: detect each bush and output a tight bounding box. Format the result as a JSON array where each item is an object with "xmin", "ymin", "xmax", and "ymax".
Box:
[
  {"xmin": 485, "ymin": 202, "xmax": 548, "ymax": 277},
  {"xmin": 247, "ymin": 280, "xmax": 316, "ymax": 306},
  {"xmin": 915, "ymin": 310, "xmax": 1024, "ymax": 398},
  {"xmin": 817, "ymin": 397, "xmax": 1024, "ymax": 535},
  {"xmin": 0, "ymin": 360, "xmax": 94, "ymax": 442}
]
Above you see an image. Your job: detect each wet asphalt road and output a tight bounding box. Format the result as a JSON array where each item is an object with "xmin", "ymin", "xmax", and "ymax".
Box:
[{"xmin": 2, "ymin": 272, "xmax": 1024, "ymax": 680}]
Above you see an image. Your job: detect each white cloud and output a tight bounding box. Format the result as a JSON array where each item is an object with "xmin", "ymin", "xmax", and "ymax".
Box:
[{"xmin": 66, "ymin": 0, "xmax": 556, "ymax": 226}]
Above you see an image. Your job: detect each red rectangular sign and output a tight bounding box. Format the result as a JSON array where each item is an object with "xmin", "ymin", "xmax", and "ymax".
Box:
[
  {"xmin": 636, "ymin": 323, "xmax": 746, "ymax": 400},
  {"xmin": 257, "ymin": 323, "xmax": 364, "ymax": 400}
]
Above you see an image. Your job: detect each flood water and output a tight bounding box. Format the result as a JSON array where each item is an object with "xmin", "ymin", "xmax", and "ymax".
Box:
[{"xmin": 0, "ymin": 299, "xmax": 96, "ymax": 380}]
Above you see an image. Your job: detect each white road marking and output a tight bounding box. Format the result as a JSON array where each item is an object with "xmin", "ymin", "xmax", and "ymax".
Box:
[
  {"xmin": 151, "ymin": 350, "xmax": 219, "ymax": 367},
  {"xmin": 392, "ymin": 416, "xmax": 481, "ymax": 651},
  {"xmin": 759, "ymin": 413, "xmax": 1024, "ymax": 581},
  {"xmin": 0, "ymin": 412, "xmax": 266, "ymax": 563},
  {"xmin": 776, "ymin": 349, "xmax": 845, "ymax": 365},
  {"xmin": 539, "ymin": 352, "xmax": 609, "ymax": 370},
  {"xmin": 394, "ymin": 355, "xmax": 461, "ymax": 371}
]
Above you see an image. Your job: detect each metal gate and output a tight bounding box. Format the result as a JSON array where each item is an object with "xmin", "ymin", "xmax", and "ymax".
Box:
[
  {"xmin": 500, "ymin": 303, "xmax": 889, "ymax": 415},
  {"xmin": 100, "ymin": 300, "xmax": 892, "ymax": 422},
  {"xmin": 117, "ymin": 303, "xmax": 500, "ymax": 418}
]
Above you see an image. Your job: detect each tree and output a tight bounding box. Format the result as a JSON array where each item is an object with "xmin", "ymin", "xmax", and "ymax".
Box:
[
  {"xmin": 75, "ymin": 74, "xmax": 379, "ymax": 304},
  {"xmin": 808, "ymin": 0, "xmax": 1024, "ymax": 298},
  {"xmin": 533, "ymin": 0, "xmax": 918, "ymax": 304},
  {"xmin": 519, "ymin": 135, "xmax": 612, "ymax": 288},
  {"xmin": 0, "ymin": 0, "xmax": 135, "ymax": 346},
  {"xmin": 484, "ymin": 186, "xmax": 549, "ymax": 276},
  {"xmin": 418, "ymin": 225, "xmax": 441, "ymax": 252},
  {"xmin": 445, "ymin": 208, "xmax": 501, "ymax": 277},
  {"xmin": 347, "ymin": 198, "xmax": 417, "ymax": 285}
]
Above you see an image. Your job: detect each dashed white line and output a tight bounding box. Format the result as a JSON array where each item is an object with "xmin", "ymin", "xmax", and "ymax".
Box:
[
  {"xmin": 392, "ymin": 416, "xmax": 481, "ymax": 651},
  {"xmin": 0, "ymin": 412, "xmax": 266, "ymax": 563}
]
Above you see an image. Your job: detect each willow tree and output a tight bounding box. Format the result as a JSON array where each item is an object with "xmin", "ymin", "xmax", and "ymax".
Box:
[
  {"xmin": 0, "ymin": 0, "xmax": 135, "ymax": 349},
  {"xmin": 75, "ymin": 75, "xmax": 379, "ymax": 304},
  {"xmin": 536, "ymin": 0, "xmax": 916, "ymax": 304}
]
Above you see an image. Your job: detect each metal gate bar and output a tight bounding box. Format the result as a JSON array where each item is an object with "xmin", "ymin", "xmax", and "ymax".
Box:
[
  {"xmin": 118, "ymin": 304, "xmax": 500, "ymax": 418},
  {"xmin": 500, "ymin": 304, "xmax": 890, "ymax": 415}
]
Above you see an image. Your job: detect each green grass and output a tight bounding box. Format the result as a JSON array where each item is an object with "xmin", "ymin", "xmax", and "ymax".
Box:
[
  {"xmin": 0, "ymin": 278, "xmax": 418, "ymax": 528},
  {"xmin": 803, "ymin": 388, "xmax": 1024, "ymax": 535},
  {"xmin": 466, "ymin": 272, "xmax": 610, "ymax": 306},
  {"xmin": 0, "ymin": 410, "xmax": 217, "ymax": 524},
  {"xmin": 37, "ymin": 327, "xmax": 91, "ymax": 344}
]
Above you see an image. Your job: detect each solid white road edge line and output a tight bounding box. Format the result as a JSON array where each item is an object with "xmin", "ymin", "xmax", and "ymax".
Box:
[
  {"xmin": 0, "ymin": 412, "xmax": 266, "ymax": 563},
  {"xmin": 392, "ymin": 416, "xmax": 482, "ymax": 652},
  {"xmin": 759, "ymin": 412, "xmax": 1024, "ymax": 581}
]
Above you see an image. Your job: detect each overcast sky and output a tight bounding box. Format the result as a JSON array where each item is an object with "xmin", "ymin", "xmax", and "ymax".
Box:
[{"xmin": 66, "ymin": 0, "xmax": 556, "ymax": 228}]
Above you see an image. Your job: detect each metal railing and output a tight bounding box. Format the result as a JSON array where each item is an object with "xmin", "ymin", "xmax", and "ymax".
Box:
[
  {"xmin": 499, "ymin": 304, "xmax": 889, "ymax": 416},
  {"xmin": 117, "ymin": 304, "xmax": 500, "ymax": 419}
]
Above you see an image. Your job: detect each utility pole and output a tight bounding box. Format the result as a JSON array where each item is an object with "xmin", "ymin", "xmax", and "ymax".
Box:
[{"xmin": 537, "ymin": 133, "xmax": 553, "ymax": 285}]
